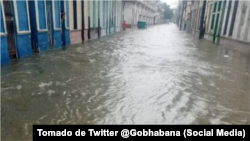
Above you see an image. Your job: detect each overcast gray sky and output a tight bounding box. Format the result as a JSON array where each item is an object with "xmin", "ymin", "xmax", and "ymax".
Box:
[{"xmin": 161, "ymin": 0, "xmax": 178, "ymax": 9}]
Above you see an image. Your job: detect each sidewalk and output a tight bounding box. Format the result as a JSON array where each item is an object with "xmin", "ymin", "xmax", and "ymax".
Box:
[
  {"xmin": 220, "ymin": 36, "xmax": 250, "ymax": 55},
  {"xmin": 186, "ymin": 28, "xmax": 250, "ymax": 55}
]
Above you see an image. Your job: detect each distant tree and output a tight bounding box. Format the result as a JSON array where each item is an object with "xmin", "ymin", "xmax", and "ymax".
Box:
[
  {"xmin": 154, "ymin": 0, "xmax": 161, "ymax": 3},
  {"xmin": 161, "ymin": 3, "xmax": 173, "ymax": 20}
]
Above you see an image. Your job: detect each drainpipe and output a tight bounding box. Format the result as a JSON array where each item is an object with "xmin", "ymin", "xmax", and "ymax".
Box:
[{"xmin": 199, "ymin": 0, "xmax": 207, "ymax": 39}]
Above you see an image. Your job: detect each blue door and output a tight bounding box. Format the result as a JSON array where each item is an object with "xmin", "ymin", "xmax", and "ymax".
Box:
[
  {"xmin": 61, "ymin": 0, "xmax": 70, "ymax": 46},
  {"xmin": 29, "ymin": 0, "xmax": 49, "ymax": 52},
  {"xmin": 0, "ymin": 0, "xmax": 10, "ymax": 64},
  {"xmin": 13, "ymin": 0, "xmax": 32, "ymax": 58},
  {"xmin": 51, "ymin": 0, "xmax": 62, "ymax": 49}
]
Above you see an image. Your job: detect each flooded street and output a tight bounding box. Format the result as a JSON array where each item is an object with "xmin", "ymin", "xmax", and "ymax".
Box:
[{"xmin": 1, "ymin": 24, "xmax": 250, "ymax": 140}]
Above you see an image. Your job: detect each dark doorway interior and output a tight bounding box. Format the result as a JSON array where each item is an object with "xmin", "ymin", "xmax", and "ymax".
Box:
[
  {"xmin": 3, "ymin": 0, "xmax": 17, "ymax": 59},
  {"xmin": 73, "ymin": 0, "xmax": 77, "ymax": 29}
]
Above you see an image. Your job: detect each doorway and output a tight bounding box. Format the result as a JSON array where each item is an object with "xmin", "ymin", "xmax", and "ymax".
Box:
[{"xmin": 3, "ymin": 0, "xmax": 17, "ymax": 59}]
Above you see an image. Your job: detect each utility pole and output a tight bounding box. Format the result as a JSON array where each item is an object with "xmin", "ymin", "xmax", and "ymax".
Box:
[{"xmin": 199, "ymin": 0, "xmax": 206, "ymax": 39}]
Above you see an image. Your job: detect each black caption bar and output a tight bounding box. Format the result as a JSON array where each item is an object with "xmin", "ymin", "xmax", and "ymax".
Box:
[{"xmin": 33, "ymin": 125, "xmax": 249, "ymax": 140}]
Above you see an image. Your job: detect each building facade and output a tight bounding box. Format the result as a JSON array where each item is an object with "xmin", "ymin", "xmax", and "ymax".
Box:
[
  {"xmin": 178, "ymin": 0, "xmax": 250, "ymax": 46},
  {"xmin": 177, "ymin": 0, "xmax": 192, "ymax": 31},
  {"xmin": 190, "ymin": 1, "xmax": 203, "ymax": 34},
  {"xmin": 220, "ymin": 0, "xmax": 250, "ymax": 44},
  {"xmin": 204, "ymin": 0, "xmax": 226, "ymax": 43},
  {"xmin": 69, "ymin": 0, "xmax": 82, "ymax": 44},
  {"xmin": 124, "ymin": 0, "xmax": 161, "ymax": 28},
  {"xmin": 68, "ymin": 0, "xmax": 123, "ymax": 41},
  {"xmin": 1, "ymin": 0, "xmax": 164, "ymax": 65}
]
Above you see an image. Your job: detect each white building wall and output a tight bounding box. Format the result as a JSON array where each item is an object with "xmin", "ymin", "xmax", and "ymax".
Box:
[
  {"xmin": 84, "ymin": 1, "xmax": 89, "ymax": 29},
  {"xmin": 124, "ymin": 2, "xmax": 133, "ymax": 25},
  {"xmin": 124, "ymin": 1, "xmax": 158, "ymax": 27},
  {"xmin": 233, "ymin": 1, "xmax": 250, "ymax": 40},
  {"xmin": 221, "ymin": 0, "xmax": 250, "ymax": 42}
]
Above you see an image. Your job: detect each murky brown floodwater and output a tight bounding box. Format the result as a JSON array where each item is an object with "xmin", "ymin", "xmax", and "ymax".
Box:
[{"xmin": 1, "ymin": 24, "xmax": 250, "ymax": 140}]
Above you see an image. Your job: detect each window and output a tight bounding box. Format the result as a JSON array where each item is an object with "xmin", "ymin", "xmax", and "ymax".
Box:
[
  {"xmin": 52, "ymin": 0, "xmax": 61, "ymax": 30},
  {"xmin": 14, "ymin": 0, "xmax": 31, "ymax": 33},
  {"xmin": 218, "ymin": 1, "xmax": 222, "ymax": 11},
  {"xmin": 213, "ymin": 2, "xmax": 217, "ymax": 12},
  {"xmin": 35, "ymin": 0, "xmax": 47, "ymax": 31},
  {"xmin": 216, "ymin": 13, "xmax": 220, "ymax": 30},
  {"xmin": 0, "ymin": 0, "xmax": 7, "ymax": 35},
  {"xmin": 73, "ymin": 0, "xmax": 77, "ymax": 29},
  {"xmin": 211, "ymin": 14, "xmax": 215, "ymax": 29},
  {"xmin": 65, "ymin": 0, "xmax": 69, "ymax": 29},
  {"xmin": 223, "ymin": 0, "xmax": 232, "ymax": 35},
  {"xmin": 206, "ymin": 4, "xmax": 212, "ymax": 31},
  {"xmin": 229, "ymin": 0, "xmax": 239, "ymax": 36}
]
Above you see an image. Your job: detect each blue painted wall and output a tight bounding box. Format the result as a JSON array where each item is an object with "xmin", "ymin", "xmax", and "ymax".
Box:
[
  {"xmin": 0, "ymin": 3, "xmax": 5, "ymax": 32},
  {"xmin": 54, "ymin": 1, "xmax": 60, "ymax": 28},
  {"xmin": 15, "ymin": 34, "xmax": 32, "ymax": 58},
  {"xmin": 37, "ymin": 0, "xmax": 46, "ymax": 30},
  {"xmin": 37, "ymin": 32, "xmax": 49, "ymax": 52},
  {"xmin": 14, "ymin": 1, "xmax": 32, "ymax": 58},
  {"xmin": 16, "ymin": 1, "xmax": 29, "ymax": 31},
  {"xmin": 1, "ymin": 36, "xmax": 10, "ymax": 65},
  {"xmin": 53, "ymin": 30, "xmax": 62, "ymax": 49},
  {"xmin": 0, "ymin": 1, "xmax": 10, "ymax": 64},
  {"xmin": 62, "ymin": 29, "xmax": 70, "ymax": 46}
]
